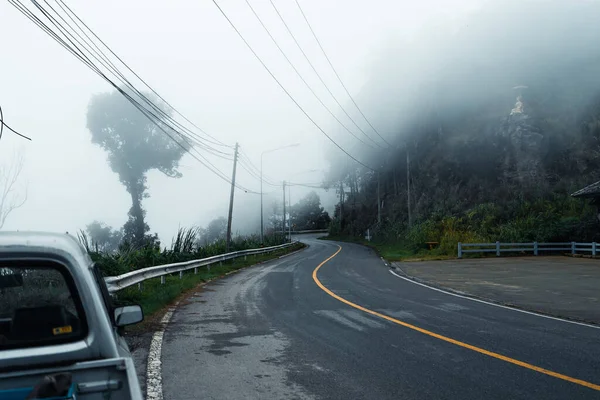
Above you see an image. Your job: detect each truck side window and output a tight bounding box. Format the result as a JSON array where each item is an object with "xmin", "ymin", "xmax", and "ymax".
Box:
[
  {"xmin": 91, "ymin": 264, "xmax": 115, "ymax": 325},
  {"xmin": 0, "ymin": 260, "xmax": 88, "ymax": 350}
]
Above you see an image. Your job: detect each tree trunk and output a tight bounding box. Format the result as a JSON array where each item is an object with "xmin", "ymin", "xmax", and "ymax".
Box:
[{"xmin": 127, "ymin": 182, "xmax": 146, "ymax": 246}]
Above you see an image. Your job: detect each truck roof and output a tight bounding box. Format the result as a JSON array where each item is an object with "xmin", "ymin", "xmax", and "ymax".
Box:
[{"xmin": 0, "ymin": 231, "xmax": 92, "ymax": 267}]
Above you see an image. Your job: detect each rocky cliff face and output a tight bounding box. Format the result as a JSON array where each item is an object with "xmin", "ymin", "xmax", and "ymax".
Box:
[{"xmin": 497, "ymin": 95, "xmax": 546, "ymax": 186}]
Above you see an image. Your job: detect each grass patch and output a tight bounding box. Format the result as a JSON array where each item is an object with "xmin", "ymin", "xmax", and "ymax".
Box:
[{"xmin": 114, "ymin": 242, "xmax": 305, "ymax": 318}]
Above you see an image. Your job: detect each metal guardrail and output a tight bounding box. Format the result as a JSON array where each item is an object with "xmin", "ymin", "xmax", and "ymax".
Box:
[
  {"xmin": 104, "ymin": 241, "xmax": 297, "ymax": 293},
  {"xmin": 457, "ymin": 241, "xmax": 599, "ymax": 258}
]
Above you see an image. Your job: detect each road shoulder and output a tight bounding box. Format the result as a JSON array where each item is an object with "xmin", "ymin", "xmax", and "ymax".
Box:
[{"xmin": 392, "ymin": 256, "xmax": 600, "ymax": 325}]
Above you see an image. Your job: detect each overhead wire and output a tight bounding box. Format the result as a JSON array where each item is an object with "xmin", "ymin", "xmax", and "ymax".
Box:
[
  {"xmin": 19, "ymin": 0, "xmax": 209, "ymax": 159},
  {"xmin": 266, "ymin": 0, "xmax": 383, "ymax": 149},
  {"xmin": 211, "ymin": 0, "xmax": 375, "ymax": 172},
  {"xmin": 41, "ymin": 0, "xmax": 233, "ymax": 156},
  {"xmin": 293, "ymin": 0, "xmax": 392, "ymax": 147},
  {"xmin": 0, "ymin": 106, "xmax": 33, "ymax": 142},
  {"xmin": 243, "ymin": 0, "xmax": 377, "ymax": 150},
  {"xmin": 10, "ymin": 0, "xmax": 232, "ymax": 165},
  {"xmin": 53, "ymin": 0, "xmax": 231, "ymax": 149},
  {"xmin": 10, "ymin": 1, "xmax": 266, "ymax": 193},
  {"xmin": 237, "ymin": 151, "xmax": 280, "ymax": 185},
  {"xmin": 0, "ymin": 119, "xmax": 33, "ymax": 142},
  {"xmin": 238, "ymin": 159, "xmax": 280, "ymax": 187}
]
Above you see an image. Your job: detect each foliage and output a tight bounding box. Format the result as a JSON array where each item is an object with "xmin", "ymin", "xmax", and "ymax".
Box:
[
  {"xmin": 323, "ymin": 1, "xmax": 600, "ymax": 259},
  {"xmin": 196, "ymin": 217, "xmax": 227, "ymax": 246},
  {"xmin": 290, "ymin": 191, "xmax": 331, "ymax": 231},
  {"xmin": 86, "ymin": 90, "xmax": 189, "ymax": 247},
  {"xmin": 87, "ymin": 226, "xmax": 288, "ymax": 277},
  {"xmin": 80, "ymin": 221, "xmax": 123, "ymax": 253}
]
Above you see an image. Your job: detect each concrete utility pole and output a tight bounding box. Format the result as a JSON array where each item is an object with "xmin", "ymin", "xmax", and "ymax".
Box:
[
  {"xmin": 282, "ymin": 180, "xmax": 286, "ymax": 241},
  {"xmin": 339, "ymin": 180, "xmax": 344, "ymax": 230},
  {"xmin": 260, "ymin": 143, "xmax": 300, "ymax": 244},
  {"xmin": 288, "ymin": 185, "xmax": 292, "ymax": 242},
  {"xmin": 226, "ymin": 142, "xmax": 239, "ymax": 252},
  {"xmin": 377, "ymin": 171, "xmax": 381, "ymax": 224},
  {"xmin": 406, "ymin": 146, "xmax": 412, "ymax": 227}
]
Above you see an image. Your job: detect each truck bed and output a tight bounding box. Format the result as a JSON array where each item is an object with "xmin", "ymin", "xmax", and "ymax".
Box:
[{"xmin": 0, "ymin": 357, "xmax": 142, "ymax": 400}]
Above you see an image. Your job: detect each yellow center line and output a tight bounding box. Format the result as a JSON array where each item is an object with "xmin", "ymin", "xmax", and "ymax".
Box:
[{"xmin": 312, "ymin": 245, "xmax": 600, "ymax": 392}]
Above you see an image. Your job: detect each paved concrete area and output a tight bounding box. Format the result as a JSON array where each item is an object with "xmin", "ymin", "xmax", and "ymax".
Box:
[{"xmin": 394, "ymin": 256, "xmax": 600, "ymax": 324}]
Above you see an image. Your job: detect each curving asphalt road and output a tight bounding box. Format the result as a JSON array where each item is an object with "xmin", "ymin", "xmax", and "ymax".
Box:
[{"xmin": 160, "ymin": 236, "xmax": 600, "ymax": 399}]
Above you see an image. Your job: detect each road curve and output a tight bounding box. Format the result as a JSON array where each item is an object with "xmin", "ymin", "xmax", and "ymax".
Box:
[{"xmin": 160, "ymin": 236, "xmax": 600, "ymax": 399}]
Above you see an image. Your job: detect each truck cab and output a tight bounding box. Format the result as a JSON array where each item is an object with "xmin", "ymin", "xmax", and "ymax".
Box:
[{"xmin": 0, "ymin": 232, "xmax": 143, "ymax": 399}]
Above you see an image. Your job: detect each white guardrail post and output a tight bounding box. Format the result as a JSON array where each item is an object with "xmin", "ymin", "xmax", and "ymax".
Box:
[
  {"xmin": 496, "ymin": 241, "xmax": 500, "ymax": 257},
  {"xmin": 593, "ymin": 242, "xmax": 597, "ymax": 257},
  {"xmin": 457, "ymin": 242, "xmax": 462, "ymax": 259},
  {"xmin": 571, "ymin": 242, "xmax": 576, "ymax": 255},
  {"xmin": 533, "ymin": 241, "xmax": 538, "ymax": 256}
]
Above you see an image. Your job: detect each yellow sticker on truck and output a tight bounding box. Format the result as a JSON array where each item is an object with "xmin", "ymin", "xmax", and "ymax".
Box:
[{"xmin": 52, "ymin": 326, "xmax": 73, "ymax": 335}]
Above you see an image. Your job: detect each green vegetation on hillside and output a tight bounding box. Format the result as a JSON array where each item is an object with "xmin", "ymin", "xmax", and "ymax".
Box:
[{"xmin": 324, "ymin": 1, "xmax": 600, "ymax": 257}]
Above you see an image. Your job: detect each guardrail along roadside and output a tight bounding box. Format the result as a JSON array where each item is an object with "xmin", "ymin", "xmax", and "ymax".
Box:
[
  {"xmin": 458, "ymin": 241, "xmax": 599, "ymax": 258},
  {"xmin": 104, "ymin": 241, "xmax": 298, "ymax": 293}
]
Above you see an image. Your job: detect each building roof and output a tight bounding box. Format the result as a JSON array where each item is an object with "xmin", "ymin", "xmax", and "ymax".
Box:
[{"xmin": 571, "ymin": 180, "xmax": 600, "ymax": 198}]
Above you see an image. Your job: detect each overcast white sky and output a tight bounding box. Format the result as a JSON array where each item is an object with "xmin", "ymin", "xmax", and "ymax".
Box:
[{"xmin": 0, "ymin": 0, "xmax": 481, "ymax": 243}]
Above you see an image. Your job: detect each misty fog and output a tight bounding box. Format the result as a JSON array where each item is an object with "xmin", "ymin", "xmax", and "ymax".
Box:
[{"xmin": 2, "ymin": 0, "xmax": 597, "ymax": 245}]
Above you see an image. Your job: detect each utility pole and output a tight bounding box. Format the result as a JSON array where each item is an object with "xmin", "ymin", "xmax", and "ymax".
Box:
[
  {"xmin": 282, "ymin": 180, "xmax": 286, "ymax": 241},
  {"xmin": 226, "ymin": 142, "xmax": 239, "ymax": 252},
  {"xmin": 260, "ymin": 156, "xmax": 264, "ymax": 244},
  {"xmin": 339, "ymin": 180, "xmax": 344, "ymax": 230},
  {"xmin": 406, "ymin": 145, "xmax": 412, "ymax": 227},
  {"xmin": 288, "ymin": 185, "xmax": 292, "ymax": 242},
  {"xmin": 377, "ymin": 171, "xmax": 381, "ymax": 224}
]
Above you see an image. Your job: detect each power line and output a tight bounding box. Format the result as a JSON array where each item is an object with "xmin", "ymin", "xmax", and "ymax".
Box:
[
  {"xmin": 39, "ymin": 0, "xmax": 232, "ymax": 156},
  {"xmin": 237, "ymin": 151, "xmax": 280, "ymax": 186},
  {"xmin": 267, "ymin": 0, "xmax": 383, "ymax": 149},
  {"xmin": 9, "ymin": 0, "xmax": 252, "ymax": 190},
  {"xmin": 243, "ymin": 0, "xmax": 377, "ymax": 150},
  {"xmin": 10, "ymin": 0, "xmax": 232, "ymax": 163},
  {"xmin": 54, "ymin": 0, "xmax": 231, "ymax": 149},
  {"xmin": 0, "ymin": 105, "xmax": 33, "ymax": 142},
  {"xmin": 293, "ymin": 0, "xmax": 392, "ymax": 147},
  {"xmin": 13, "ymin": 1, "xmax": 259, "ymax": 194},
  {"xmin": 238, "ymin": 158, "xmax": 280, "ymax": 187},
  {"xmin": 287, "ymin": 181, "xmax": 326, "ymax": 189},
  {"xmin": 0, "ymin": 120, "xmax": 33, "ymax": 142},
  {"xmin": 211, "ymin": 0, "xmax": 375, "ymax": 172}
]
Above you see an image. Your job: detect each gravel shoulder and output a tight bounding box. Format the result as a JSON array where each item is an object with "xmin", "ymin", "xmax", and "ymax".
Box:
[{"xmin": 393, "ymin": 256, "xmax": 600, "ymax": 324}]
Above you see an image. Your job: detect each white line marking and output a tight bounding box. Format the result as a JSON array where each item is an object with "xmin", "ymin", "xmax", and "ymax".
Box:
[
  {"xmin": 388, "ymin": 269, "xmax": 600, "ymax": 330},
  {"xmin": 146, "ymin": 303, "xmax": 178, "ymax": 400},
  {"xmin": 144, "ymin": 246, "xmax": 304, "ymax": 398}
]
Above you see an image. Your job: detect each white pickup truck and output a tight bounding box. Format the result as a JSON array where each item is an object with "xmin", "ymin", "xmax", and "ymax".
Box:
[{"xmin": 0, "ymin": 232, "xmax": 144, "ymax": 399}]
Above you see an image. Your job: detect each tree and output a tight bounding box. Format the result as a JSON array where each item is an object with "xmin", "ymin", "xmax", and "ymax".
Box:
[
  {"xmin": 197, "ymin": 217, "xmax": 227, "ymax": 245},
  {"xmin": 85, "ymin": 221, "xmax": 122, "ymax": 253},
  {"xmin": 86, "ymin": 90, "xmax": 189, "ymax": 247},
  {"xmin": 0, "ymin": 152, "xmax": 26, "ymax": 229},
  {"xmin": 290, "ymin": 191, "xmax": 331, "ymax": 231}
]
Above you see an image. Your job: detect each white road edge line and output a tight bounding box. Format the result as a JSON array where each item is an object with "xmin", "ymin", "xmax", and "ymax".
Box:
[
  {"xmin": 146, "ymin": 303, "xmax": 179, "ymax": 400},
  {"xmin": 388, "ymin": 269, "xmax": 600, "ymax": 330},
  {"xmin": 144, "ymin": 245, "xmax": 305, "ymax": 398}
]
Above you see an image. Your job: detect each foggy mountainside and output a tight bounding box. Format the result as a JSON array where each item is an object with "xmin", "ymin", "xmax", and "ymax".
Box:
[{"xmin": 327, "ymin": 0, "xmax": 600, "ymax": 252}]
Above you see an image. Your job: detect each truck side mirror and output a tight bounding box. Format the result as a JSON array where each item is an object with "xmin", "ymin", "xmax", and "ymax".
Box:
[{"xmin": 114, "ymin": 305, "xmax": 144, "ymax": 327}]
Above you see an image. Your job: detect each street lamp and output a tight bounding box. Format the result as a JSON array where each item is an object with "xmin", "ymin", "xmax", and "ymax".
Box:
[{"xmin": 260, "ymin": 143, "xmax": 300, "ymax": 243}]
